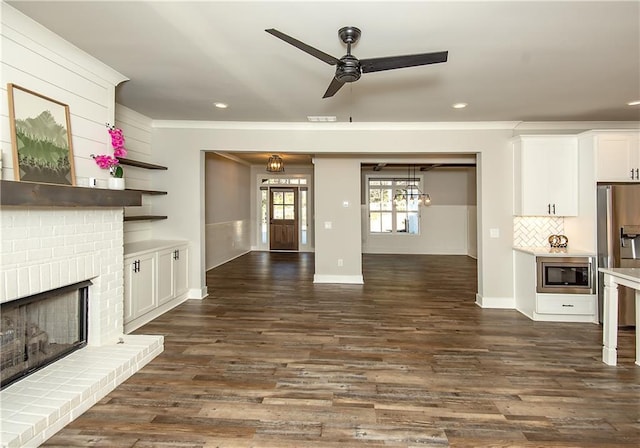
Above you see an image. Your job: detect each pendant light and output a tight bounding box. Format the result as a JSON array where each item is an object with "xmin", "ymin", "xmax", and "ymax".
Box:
[
  {"xmin": 393, "ymin": 165, "xmax": 431, "ymax": 206},
  {"xmin": 266, "ymin": 154, "xmax": 284, "ymax": 172}
]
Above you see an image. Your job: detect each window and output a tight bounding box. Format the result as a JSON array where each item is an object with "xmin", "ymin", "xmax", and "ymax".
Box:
[{"xmin": 368, "ymin": 178, "xmax": 421, "ymax": 234}]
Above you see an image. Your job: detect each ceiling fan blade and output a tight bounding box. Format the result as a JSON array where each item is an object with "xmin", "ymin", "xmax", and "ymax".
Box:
[
  {"xmin": 323, "ymin": 77, "xmax": 345, "ymax": 98},
  {"xmin": 266, "ymin": 29, "xmax": 340, "ymax": 66},
  {"xmin": 360, "ymin": 51, "xmax": 448, "ymax": 73}
]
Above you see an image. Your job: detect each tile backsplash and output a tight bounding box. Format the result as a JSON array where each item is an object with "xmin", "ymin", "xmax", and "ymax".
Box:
[{"xmin": 513, "ymin": 216, "xmax": 565, "ymax": 247}]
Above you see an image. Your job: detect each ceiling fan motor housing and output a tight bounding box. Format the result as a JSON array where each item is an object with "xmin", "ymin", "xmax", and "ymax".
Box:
[{"xmin": 336, "ymin": 55, "xmax": 361, "ymax": 83}]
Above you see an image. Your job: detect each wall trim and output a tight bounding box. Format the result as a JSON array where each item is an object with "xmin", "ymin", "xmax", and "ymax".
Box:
[
  {"xmin": 153, "ymin": 120, "xmax": 522, "ymax": 131},
  {"xmin": 188, "ymin": 287, "xmax": 209, "ymax": 300},
  {"xmin": 313, "ymin": 274, "xmax": 365, "ymax": 284},
  {"xmin": 475, "ymin": 294, "xmax": 515, "ymax": 309}
]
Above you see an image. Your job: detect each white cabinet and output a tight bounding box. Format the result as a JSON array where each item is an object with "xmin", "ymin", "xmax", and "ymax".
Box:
[
  {"xmin": 513, "ymin": 135, "xmax": 578, "ymax": 216},
  {"xmin": 594, "ymin": 132, "xmax": 640, "ymax": 182},
  {"xmin": 123, "ymin": 240, "xmax": 189, "ymax": 333},
  {"xmin": 513, "ymin": 249, "xmax": 596, "ymax": 323},
  {"xmin": 124, "ymin": 252, "xmax": 156, "ymax": 322},
  {"xmin": 157, "ymin": 245, "xmax": 188, "ymax": 306}
]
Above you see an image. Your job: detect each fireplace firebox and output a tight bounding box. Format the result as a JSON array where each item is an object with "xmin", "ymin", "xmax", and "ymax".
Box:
[{"xmin": 0, "ymin": 281, "xmax": 90, "ymax": 389}]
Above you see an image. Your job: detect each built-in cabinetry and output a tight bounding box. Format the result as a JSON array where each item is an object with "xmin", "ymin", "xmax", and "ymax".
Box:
[
  {"xmin": 120, "ymin": 158, "xmax": 169, "ymax": 222},
  {"xmin": 592, "ymin": 131, "xmax": 640, "ymax": 182},
  {"xmin": 513, "ymin": 135, "xmax": 578, "ymax": 216},
  {"xmin": 513, "ymin": 248, "xmax": 597, "ymax": 323},
  {"xmin": 124, "ymin": 240, "xmax": 189, "ymax": 333}
]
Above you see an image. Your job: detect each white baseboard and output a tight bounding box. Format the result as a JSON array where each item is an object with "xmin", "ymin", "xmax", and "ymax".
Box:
[
  {"xmin": 189, "ymin": 286, "xmax": 208, "ymax": 300},
  {"xmin": 313, "ymin": 274, "xmax": 364, "ymax": 284},
  {"xmin": 475, "ymin": 294, "xmax": 515, "ymax": 309}
]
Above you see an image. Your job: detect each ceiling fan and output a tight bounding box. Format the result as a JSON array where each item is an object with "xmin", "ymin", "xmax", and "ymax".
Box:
[{"xmin": 265, "ymin": 26, "xmax": 448, "ymax": 98}]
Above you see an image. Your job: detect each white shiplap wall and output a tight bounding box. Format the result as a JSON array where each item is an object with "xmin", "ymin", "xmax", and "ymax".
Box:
[
  {"xmin": 0, "ymin": 3, "xmax": 127, "ymax": 184},
  {"xmin": 116, "ymin": 104, "xmax": 156, "ymax": 244}
]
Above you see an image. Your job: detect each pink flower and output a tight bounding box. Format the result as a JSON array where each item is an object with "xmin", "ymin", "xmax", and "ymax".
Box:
[
  {"xmin": 92, "ymin": 154, "xmax": 119, "ymax": 169},
  {"xmin": 113, "ymin": 147, "xmax": 127, "ymax": 158},
  {"xmin": 93, "ymin": 124, "xmax": 127, "ymax": 176}
]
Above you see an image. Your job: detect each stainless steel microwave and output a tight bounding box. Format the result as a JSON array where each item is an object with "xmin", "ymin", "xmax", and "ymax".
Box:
[{"xmin": 536, "ymin": 256, "xmax": 594, "ymax": 294}]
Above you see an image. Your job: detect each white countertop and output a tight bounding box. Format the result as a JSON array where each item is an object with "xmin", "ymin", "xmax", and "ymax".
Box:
[
  {"xmin": 598, "ymin": 267, "xmax": 640, "ymax": 283},
  {"xmin": 124, "ymin": 239, "xmax": 188, "ymax": 256},
  {"xmin": 513, "ymin": 246, "xmax": 596, "ymax": 257}
]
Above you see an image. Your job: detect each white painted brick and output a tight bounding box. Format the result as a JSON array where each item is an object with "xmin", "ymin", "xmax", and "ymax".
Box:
[
  {"xmin": 52, "ymin": 245, "xmax": 74, "ymax": 258},
  {"xmin": 28, "ymin": 265, "xmax": 41, "ymax": 296},
  {"xmin": 16, "ymin": 266, "xmax": 30, "ymax": 299},
  {"xmin": 28, "ymin": 248, "xmax": 53, "ymax": 262},
  {"xmin": 3, "ymin": 226, "xmax": 29, "ymax": 240}
]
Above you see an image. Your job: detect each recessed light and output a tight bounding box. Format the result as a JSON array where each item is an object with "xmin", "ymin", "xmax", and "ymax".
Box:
[
  {"xmin": 627, "ymin": 100, "xmax": 640, "ymax": 106},
  {"xmin": 307, "ymin": 116, "xmax": 337, "ymax": 122},
  {"xmin": 214, "ymin": 102, "xmax": 228, "ymax": 109},
  {"xmin": 452, "ymin": 103, "xmax": 468, "ymax": 109}
]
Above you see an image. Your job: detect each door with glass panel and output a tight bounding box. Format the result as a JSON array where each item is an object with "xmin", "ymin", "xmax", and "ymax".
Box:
[{"xmin": 270, "ymin": 187, "xmax": 298, "ymax": 250}]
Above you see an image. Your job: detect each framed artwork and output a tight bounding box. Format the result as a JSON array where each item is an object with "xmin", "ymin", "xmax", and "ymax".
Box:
[{"xmin": 7, "ymin": 83, "xmax": 76, "ymax": 185}]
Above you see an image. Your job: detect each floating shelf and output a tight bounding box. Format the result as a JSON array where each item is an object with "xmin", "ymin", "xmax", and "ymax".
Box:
[
  {"xmin": 125, "ymin": 188, "xmax": 167, "ymax": 196},
  {"xmin": 124, "ymin": 215, "xmax": 168, "ymax": 222},
  {"xmin": 118, "ymin": 158, "xmax": 168, "ymax": 170},
  {"xmin": 0, "ymin": 180, "xmax": 142, "ymax": 207}
]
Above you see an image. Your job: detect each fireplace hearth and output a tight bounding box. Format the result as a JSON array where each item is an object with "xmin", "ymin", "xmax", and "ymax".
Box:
[{"xmin": 0, "ymin": 281, "xmax": 89, "ymax": 389}]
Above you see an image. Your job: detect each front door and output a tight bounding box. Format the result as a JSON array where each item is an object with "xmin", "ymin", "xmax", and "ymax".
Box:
[{"xmin": 270, "ymin": 187, "xmax": 298, "ymax": 251}]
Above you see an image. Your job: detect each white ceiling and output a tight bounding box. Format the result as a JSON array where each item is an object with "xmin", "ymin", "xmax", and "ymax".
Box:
[{"xmin": 7, "ymin": 1, "xmax": 640, "ymax": 124}]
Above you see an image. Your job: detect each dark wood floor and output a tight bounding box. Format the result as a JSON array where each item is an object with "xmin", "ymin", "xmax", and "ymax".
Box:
[{"xmin": 44, "ymin": 252, "xmax": 639, "ymax": 447}]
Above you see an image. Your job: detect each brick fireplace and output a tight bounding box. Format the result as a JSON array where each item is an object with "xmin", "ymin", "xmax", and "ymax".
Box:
[{"xmin": 0, "ymin": 188, "xmax": 163, "ymax": 447}]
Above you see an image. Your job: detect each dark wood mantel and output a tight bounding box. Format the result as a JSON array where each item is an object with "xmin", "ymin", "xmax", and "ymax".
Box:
[{"xmin": 0, "ymin": 180, "xmax": 142, "ymax": 207}]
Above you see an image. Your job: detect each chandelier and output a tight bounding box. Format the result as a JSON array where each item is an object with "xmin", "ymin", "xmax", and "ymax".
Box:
[
  {"xmin": 393, "ymin": 165, "xmax": 431, "ymax": 206},
  {"xmin": 266, "ymin": 154, "xmax": 284, "ymax": 172}
]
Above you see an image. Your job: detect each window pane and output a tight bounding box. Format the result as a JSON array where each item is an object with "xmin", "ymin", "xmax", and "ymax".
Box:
[
  {"xmin": 380, "ymin": 188, "xmax": 393, "ymax": 211},
  {"xmin": 301, "ymin": 190, "xmax": 307, "ymax": 245},
  {"xmin": 397, "ymin": 212, "xmax": 408, "ymax": 232},
  {"xmin": 284, "ymin": 192, "xmax": 295, "ymax": 204},
  {"xmin": 261, "ymin": 189, "xmax": 268, "ymax": 244},
  {"xmin": 381, "ymin": 212, "xmax": 393, "ymax": 232},
  {"xmin": 407, "ymin": 212, "xmax": 419, "ymax": 234},
  {"xmin": 284, "ymin": 205, "xmax": 295, "ymax": 220},
  {"xmin": 273, "ymin": 205, "xmax": 284, "ymax": 219},
  {"xmin": 369, "ymin": 188, "xmax": 382, "ymax": 211},
  {"xmin": 370, "ymin": 212, "xmax": 382, "ymax": 232},
  {"xmin": 273, "ymin": 191, "xmax": 284, "ymax": 204}
]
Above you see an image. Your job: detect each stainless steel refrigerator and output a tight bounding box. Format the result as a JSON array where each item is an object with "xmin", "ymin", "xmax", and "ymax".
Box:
[{"xmin": 596, "ymin": 184, "xmax": 640, "ymax": 326}]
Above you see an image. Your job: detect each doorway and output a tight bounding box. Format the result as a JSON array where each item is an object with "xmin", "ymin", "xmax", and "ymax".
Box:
[{"xmin": 269, "ymin": 187, "xmax": 299, "ymax": 251}]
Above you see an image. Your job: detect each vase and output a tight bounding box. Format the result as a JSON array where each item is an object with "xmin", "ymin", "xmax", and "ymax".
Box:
[{"xmin": 108, "ymin": 177, "xmax": 125, "ymax": 190}]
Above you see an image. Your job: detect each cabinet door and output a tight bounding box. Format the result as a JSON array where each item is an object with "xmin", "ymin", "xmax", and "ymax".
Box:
[
  {"xmin": 124, "ymin": 253, "xmax": 156, "ymax": 323},
  {"xmin": 596, "ymin": 133, "xmax": 640, "ymax": 182},
  {"xmin": 133, "ymin": 253, "xmax": 156, "ymax": 317},
  {"xmin": 548, "ymin": 138, "xmax": 578, "ymax": 216},
  {"xmin": 514, "ymin": 136, "xmax": 578, "ymax": 216},
  {"xmin": 123, "ymin": 257, "xmax": 136, "ymax": 322},
  {"xmin": 157, "ymin": 248, "xmax": 174, "ymax": 305},
  {"xmin": 517, "ymin": 141, "xmax": 552, "ymax": 215},
  {"xmin": 173, "ymin": 246, "xmax": 189, "ymax": 298}
]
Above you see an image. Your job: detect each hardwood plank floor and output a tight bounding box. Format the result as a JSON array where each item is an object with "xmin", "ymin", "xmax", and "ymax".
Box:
[{"xmin": 44, "ymin": 252, "xmax": 639, "ymax": 447}]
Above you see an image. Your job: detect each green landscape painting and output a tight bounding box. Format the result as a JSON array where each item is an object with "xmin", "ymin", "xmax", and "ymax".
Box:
[{"xmin": 9, "ymin": 84, "xmax": 75, "ymax": 185}]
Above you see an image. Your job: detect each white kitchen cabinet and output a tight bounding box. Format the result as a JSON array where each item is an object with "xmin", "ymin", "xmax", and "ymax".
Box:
[
  {"xmin": 513, "ymin": 135, "xmax": 578, "ymax": 216},
  {"xmin": 157, "ymin": 245, "xmax": 189, "ymax": 306},
  {"xmin": 124, "ymin": 252, "xmax": 156, "ymax": 323},
  {"xmin": 513, "ymin": 248, "xmax": 597, "ymax": 323},
  {"xmin": 123, "ymin": 240, "xmax": 189, "ymax": 333},
  {"xmin": 594, "ymin": 132, "xmax": 640, "ymax": 182}
]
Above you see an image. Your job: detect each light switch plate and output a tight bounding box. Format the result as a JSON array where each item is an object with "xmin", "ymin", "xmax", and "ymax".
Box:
[
  {"xmin": 490, "ymin": 228, "xmax": 500, "ymax": 238},
  {"xmin": 324, "ymin": 221, "xmax": 332, "ymax": 229}
]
